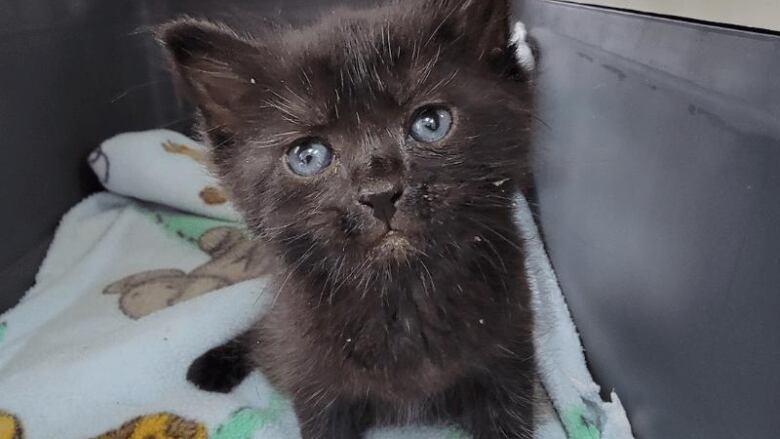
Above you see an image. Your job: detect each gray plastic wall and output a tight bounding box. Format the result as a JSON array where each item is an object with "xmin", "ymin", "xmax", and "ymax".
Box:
[{"xmin": 521, "ymin": 1, "xmax": 780, "ymax": 437}]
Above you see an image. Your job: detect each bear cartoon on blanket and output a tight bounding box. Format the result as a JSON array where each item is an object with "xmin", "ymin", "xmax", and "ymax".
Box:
[{"xmin": 104, "ymin": 226, "xmax": 274, "ymax": 319}]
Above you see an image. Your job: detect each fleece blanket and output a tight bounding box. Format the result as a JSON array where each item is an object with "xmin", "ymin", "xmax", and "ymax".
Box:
[{"xmin": 0, "ymin": 130, "xmax": 634, "ymax": 439}]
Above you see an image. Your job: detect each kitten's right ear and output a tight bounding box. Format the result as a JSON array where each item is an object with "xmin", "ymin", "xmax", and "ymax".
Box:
[{"xmin": 157, "ymin": 19, "xmax": 262, "ymax": 125}]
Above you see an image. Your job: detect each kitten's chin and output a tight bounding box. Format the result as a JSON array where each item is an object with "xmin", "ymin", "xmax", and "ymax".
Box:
[{"xmin": 367, "ymin": 231, "xmax": 415, "ymax": 261}]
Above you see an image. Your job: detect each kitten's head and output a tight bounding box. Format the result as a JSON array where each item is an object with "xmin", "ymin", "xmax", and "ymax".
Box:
[{"xmin": 159, "ymin": 0, "xmax": 534, "ymax": 276}]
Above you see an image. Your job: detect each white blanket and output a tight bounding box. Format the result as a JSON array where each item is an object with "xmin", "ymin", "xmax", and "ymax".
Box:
[{"xmin": 0, "ymin": 130, "xmax": 633, "ymax": 439}]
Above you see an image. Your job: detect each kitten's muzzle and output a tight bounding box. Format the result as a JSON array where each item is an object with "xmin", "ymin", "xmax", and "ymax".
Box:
[{"xmin": 357, "ymin": 183, "xmax": 404, "ymax": 229}]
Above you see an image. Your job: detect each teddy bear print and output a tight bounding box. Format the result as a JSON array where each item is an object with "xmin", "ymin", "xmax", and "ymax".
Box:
[
  {"xmin": 104, "ymin": 227, "xmax": 274, "ymax": 319},
  {"xmin": 161, "ymin": 140, "xmax": 228, "ymax": 206}
]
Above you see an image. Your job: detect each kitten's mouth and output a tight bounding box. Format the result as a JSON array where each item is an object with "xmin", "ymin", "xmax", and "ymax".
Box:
[
  {"xmin": 380, "ymin": 230, "xmax": 408, "ymax": 245},
  {"xmin": 369, "ymin": 230, "xmax": 413, "ymax": 257}
]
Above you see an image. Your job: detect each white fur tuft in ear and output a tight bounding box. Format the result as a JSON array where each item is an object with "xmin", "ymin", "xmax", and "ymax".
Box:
[{"xmin": 511, "ymin": 21, "xmax": 535, "ymax": 72}]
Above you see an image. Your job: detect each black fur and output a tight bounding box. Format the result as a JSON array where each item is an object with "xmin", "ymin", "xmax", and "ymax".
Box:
[
  {"xmin": 160, "ymin": 1, "xmax": 538, "ymax": 437},
  {"xmin": 186, "ymin": 331, "xmax": 253, "ymax": 393}
]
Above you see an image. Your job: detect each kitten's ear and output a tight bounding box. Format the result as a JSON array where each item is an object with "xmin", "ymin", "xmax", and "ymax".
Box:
[
  {"xmin": 157, "ymin": 19, "xmax": 262, "ymax": 125},
  {"xmin": 436, "ymin": 0, "xmax": 512, "ymax": 61}
]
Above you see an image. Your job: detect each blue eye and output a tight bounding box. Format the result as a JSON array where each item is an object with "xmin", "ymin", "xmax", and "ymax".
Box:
[
  {"xmin": 409, "ymin": 106, "xmax": 453, "ymax": 143},
  {"xmin": 286, "ymin": 139, "xmax": 333, "ymax": 176}
]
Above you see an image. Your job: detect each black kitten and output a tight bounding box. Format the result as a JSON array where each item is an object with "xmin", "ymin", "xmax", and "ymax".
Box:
[{"xmin": 160, "ymin": 0, "xmax": 537, "ymax": 437}]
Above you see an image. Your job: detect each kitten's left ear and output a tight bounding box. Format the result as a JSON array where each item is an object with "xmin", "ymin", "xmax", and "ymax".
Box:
[{"xmin": 442, "ymin": 0, "xmax": 512, "ymax": 61}]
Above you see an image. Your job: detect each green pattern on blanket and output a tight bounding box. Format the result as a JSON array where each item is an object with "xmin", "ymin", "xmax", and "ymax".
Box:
[
  {"xmin": 0, "ymin": 322, "xmax": 6, "ymax": 345},
  {"xmin": 562, "ymin": 405, "xmax": 600, "ymax": 439},
  {"xmin": 206, "ymin": 394, "xmax": 470, "ymax": 439},
  {"xmin": 211, "ymin": 393, "xmax": 288, "ymax": 439},
  {"xmin": 142, "ymin": 208, "xmax": 240, "ymax": 244}
]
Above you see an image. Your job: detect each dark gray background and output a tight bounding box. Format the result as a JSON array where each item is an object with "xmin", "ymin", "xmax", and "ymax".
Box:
[
  {"xmin": 520, "ymin": 1, "xmax": 780, "ymax": 437},
  {"xmin": 1, "ymin": 1, "xmax": 778, "ymax": 437}
]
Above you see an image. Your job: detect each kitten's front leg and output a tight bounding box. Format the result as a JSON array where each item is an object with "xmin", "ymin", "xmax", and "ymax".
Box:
[
  {"xmin": 186, "ymin": 330, "xmax": 254, "ymax": 393},
  {"xmin": 293, "ymin": 392, "xmax": 373, "ymax": 439},
  {"xmin": 448, "ymin": 368, "xmax": 535, "ymax": 439}
]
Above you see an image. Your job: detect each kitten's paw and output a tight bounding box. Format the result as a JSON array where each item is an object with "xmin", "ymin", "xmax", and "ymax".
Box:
[
  {"xmin": 510, "ymin": 21, "xmax": 536, "ymax": 72},
  {"xmin": 186, "ymin": 342, "xmax": 252, "ymax": 393}
]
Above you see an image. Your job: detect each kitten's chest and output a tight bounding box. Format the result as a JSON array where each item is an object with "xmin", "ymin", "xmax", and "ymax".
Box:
[
  {"xmin": 268, "ymin": 267, "xmax": 527, "ymax": 398},
  {"xmin": 334, "ymin": 310, "xmax": 465, "ymax": 399},
  {"xmin": 324, "ymin": 290, "xmax": 488, "ymax": 377}
]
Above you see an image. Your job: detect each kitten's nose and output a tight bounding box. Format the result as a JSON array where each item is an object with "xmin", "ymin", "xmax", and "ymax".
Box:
[{"xmin": 358, "ymin": 183, "xmax": 403, "ymax": 226}]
